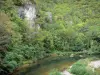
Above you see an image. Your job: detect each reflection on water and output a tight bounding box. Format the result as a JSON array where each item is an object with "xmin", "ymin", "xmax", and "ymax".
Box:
[
  {"xmin": 18, "ymin": 56, "xmax": 100, "ymax": 75},
  {"xmin": 26, "ymin": 59, "xmax": 74, "ymax": 75},
  {"xmin": 19, "ymin": 57, "xmax": 79, "ymax": 75}
]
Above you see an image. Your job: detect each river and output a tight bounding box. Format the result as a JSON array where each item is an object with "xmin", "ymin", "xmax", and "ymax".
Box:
[{"xmin": 16, "ymin": 56, "xmax": 100, "ymax": 75}]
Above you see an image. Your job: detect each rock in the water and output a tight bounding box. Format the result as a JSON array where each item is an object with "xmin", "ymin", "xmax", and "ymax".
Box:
[
  {"xmin": 70, "ymin": 54, "xmax": 74, "ymax": 57},
  {"xmin": 79, "ymin": 55, "xmax": 83, "ymax": 57}
]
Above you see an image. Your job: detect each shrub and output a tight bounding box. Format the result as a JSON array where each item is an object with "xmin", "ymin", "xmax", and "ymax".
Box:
[
  {"xmin": 3, "ymin": 52, "xmax": 24, "ymax": 72},
  {"xmin": 49, "ymin": 69, "xmax": 61, "ymax": 75},
  {"xmin": 70, "ymin": 59, "xmax": 95, "ymax": 75}
]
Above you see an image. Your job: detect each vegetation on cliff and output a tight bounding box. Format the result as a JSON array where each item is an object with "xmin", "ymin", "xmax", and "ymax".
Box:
[{"xmin": 0, "ymin": 0, "xmax": 100, "ymax": 74}]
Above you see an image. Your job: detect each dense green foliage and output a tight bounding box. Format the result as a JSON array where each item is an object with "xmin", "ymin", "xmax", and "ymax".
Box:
[
  {"xmin": 70, "ymin": 59, "xmax": 96, "ymax": 75},
  {"xmin": 0, "ymin": 0, "xmax": 100, "ymax": 74},
  {"xmin": 49, "ymin": 69, "xmax": 61, "ymax": 75}
]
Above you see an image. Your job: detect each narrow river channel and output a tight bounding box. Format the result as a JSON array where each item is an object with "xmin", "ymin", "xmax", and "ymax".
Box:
[{"xmin": 16, "ymin": 56, "xmax": 100, "ymax": 75}]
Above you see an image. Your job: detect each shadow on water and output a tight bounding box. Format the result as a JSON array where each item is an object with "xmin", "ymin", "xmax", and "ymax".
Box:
[
  {"xmin": 17, "ymin": 56, "xmax": 81, "ymax": 75},
  {"xmin": 16, "ymin": 55, "xmax": 100, "ymax": 75}
]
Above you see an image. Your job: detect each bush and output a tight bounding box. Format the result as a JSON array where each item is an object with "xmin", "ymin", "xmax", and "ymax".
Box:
[
  {"xmin": 3, "ymin": 52, "xmax": 24, "ymax": 72},
  {"xmin": 70, "ymin": 59, "xmax": 95, "ymax": 75},
  {"xmin": 49, "ymin": 69, "xmax": 61, "ymax": 75},
  {"xmin": 13, "ymin": 0, "xmax": 27, "ymax": 6}
]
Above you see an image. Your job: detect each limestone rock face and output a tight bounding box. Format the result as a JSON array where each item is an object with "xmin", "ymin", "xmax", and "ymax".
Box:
[
  {"xmin": 18, "ymin": 2, "xmax": 36, "ymax": 28},
  {"xmin": 46, "ymin": 12, "xmax": 52, "ymax": 23}
]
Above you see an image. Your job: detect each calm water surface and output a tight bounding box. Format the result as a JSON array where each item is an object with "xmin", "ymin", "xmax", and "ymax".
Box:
[
  {"xmin": 19, "ymin": 57, "xmax": 79, "ymax": 75},
  {"xmin": 18, "ymin": 56, "xmax": 100, "ymax": 75}
]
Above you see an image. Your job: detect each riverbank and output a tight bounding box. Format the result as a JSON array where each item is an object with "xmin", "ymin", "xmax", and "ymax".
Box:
[
  {"xmin": 89, "ymin": 60, "xmax": 100, "ymax": 69},
  {"xmin": 61, "ymin": 70, "xmax": 72, "ymax": 75},
  {"xmin": 61, "ymin": 56, "xmax": 100, "ymax": 75}
]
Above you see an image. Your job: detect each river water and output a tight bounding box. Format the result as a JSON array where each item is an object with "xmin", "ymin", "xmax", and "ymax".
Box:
[
  {"xmin": 17, "ymin": 56, "xmax": 79, "ymax": 75},
  {"xmin": 16, "ymin": 56, "xmax": 100, "ymax": 75}
]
